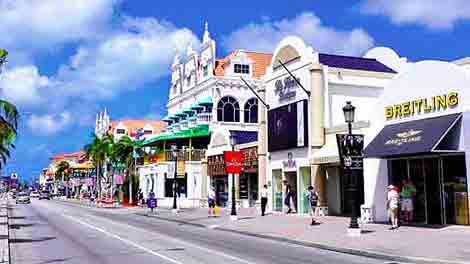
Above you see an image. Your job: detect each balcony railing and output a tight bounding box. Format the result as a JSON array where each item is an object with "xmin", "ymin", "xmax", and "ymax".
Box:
[
  {"xmin": 197, "ymin": 112, "xmax": 212, "ymax": 124},
  {"xmin": 188, "ymin": 116, "xmax": 197, "ymax": 128},
  {"xmin": 164, "ymin": 149, "xmax": 206, "ymax": 161}
]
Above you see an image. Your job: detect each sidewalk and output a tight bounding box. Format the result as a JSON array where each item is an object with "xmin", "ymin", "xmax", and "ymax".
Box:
[
  {"xmin": 136, "ymin": 206, "xmax": 470, "ymax": 264},
  {"xmin": 0, "ymin": 199, "xmax": 9, "ymax": 264}
]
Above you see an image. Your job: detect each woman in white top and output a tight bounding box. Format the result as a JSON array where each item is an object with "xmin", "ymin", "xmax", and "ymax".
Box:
[
  {"xmin": 261, "ymin": 184, "xmax": 268, "ymax": 216},
  {"xmin": 208, "ymin": 188, "xmax": 216, "ymax": 217},
  {"xmin": 387, "ymin": 185, "xmax": 400, "ymax": 230}
]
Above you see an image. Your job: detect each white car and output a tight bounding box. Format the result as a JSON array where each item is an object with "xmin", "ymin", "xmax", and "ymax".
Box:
[{"xmin": 30, "ymin": 191, "xmax": 40, "ymax": 198}]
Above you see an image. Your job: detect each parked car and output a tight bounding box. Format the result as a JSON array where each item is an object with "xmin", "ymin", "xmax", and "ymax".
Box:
[
  {"xmin": 30, "ymin": 191, "xmax": 40, "ymax": 198},
  {"xmin": 16, "ymin": 192, "xmax": 30, "ymax": 204},
  {"xmin": 39, "ymin": 191, "xmax": 51, "ymax": 200}
]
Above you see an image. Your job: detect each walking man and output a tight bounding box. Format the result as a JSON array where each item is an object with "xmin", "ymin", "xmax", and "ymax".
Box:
[
  {"xmin": 283, "ymin": 180, "xmax": 293, "ymax": 214},
  {"xmin": 387, "ymin": 185, "xmax": 400, "ymax": 230},
  {"xmin": 307, "ymin": 186, "xmax": 319, "ymax": 225},
  {"xmin": 400, "ymin": 180, "xmax": 416, "ymax": 223},
  {"xmin": 260, "ymin": 184, "xmax": 268, "ymax": 216}
]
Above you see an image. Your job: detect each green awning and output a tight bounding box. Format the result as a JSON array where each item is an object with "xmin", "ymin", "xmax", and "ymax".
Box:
[
  {"xmin": 175, "ymin": 112, "xmax": 186, "ymax": 117},
  {"xmin": 198, "ymin": 96, "xmax": 213, "ymax": 106},
  {"xmin": 142, "ymin": 125, "xmax": 209, "ymax": 146},
  {"xmin": 183, "ymin": 108, "xmax": 193, "ymax": 113},
  {"xmin": 190, "ymin": 103, "xmax": 203, "ymax": 110}
]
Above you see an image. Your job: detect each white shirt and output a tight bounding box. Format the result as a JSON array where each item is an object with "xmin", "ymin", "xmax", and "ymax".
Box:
[
  {"xmin": 208, "ymin": 190, "xmax": 215, "ymax": 200},
  {"xmin": 387, "ymin": 189, "xmax": 399, "ymax": 209},
  {"xmin": 261, "ymin": 188, "xmax": 268, "ymax": 198}
]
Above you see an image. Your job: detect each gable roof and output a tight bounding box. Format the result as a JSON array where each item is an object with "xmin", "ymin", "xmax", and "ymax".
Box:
[
  {"xmin": 214, "ymin": 50, "xmax": 273, "ymax": 78},
  {"xmin": 51, "ymin": 150, "xmax": 85, "ymax": 161},
  {"xmin": 319, "ymin": 53, "xmax": 397, "ymax": 73},
  {"xmin": 108, "ymin": 119, "xmax": 166, "ymax": 135}
]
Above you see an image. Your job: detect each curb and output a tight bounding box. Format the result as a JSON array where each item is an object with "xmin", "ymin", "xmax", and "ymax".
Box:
[{"xmin": 143, "ymin": 213, "xmax": 468, "ymax": 264}]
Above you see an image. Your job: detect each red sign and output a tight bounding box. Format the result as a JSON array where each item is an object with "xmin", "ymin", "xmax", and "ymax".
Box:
[{"xmin": 224, "ymin": 151, "xmax": 242, "ymax": 174}]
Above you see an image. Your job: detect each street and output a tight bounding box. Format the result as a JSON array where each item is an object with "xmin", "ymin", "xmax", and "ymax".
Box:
[{"xmin": 9, "ymin": 200, "xmax": 390, "ymax": 264}]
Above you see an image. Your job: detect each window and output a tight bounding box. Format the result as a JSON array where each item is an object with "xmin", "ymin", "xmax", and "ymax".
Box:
[
  {"xmin": 116, "ymin": 129, "xmax": 126, "ymax": 134},
  {"xmin": 173, "ymin": 84, "xmax": 177, "ymax": 94},
  {"xmin": 217, "ymin": 96, "xmax": 240, "ymax": 122},
  {"xmin": 234, "ymin": 64, "xmax": 249, "ymax": 74},
  {"xmin": 143, "ymin": 130, "xmax": 153, "ymax": 134},
  {"xmin": 186, "ymin": 75, "xmax": 191, "ymax": 86},
  {"xmin": 203, "ymin": 65, "xmax": 209, "ymax": 77},
  {"xmin": 244, "ymin": 98, "xmax": 258, "ymax": 123}
]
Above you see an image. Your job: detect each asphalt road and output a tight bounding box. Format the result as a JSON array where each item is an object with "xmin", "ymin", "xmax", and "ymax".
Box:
[{"xmin": 9, "ymin": 200, "xmax": 394, "ymax": 264}]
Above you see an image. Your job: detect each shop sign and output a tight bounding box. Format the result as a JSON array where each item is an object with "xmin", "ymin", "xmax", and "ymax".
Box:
[
  {"xmin": 385, "ymin": 129, "xmax": 422, "ymax": 146},
  {"xmin": 282, "ymin": 152, "xmax": 297, "ymax": 171},
  {"xmin": 336, "ymin": 134, "xmax": 364, "ymax": 170},
  {"xmin": 275, "ymin": 76, "xmax": 299, "ymax": 101},
  {"xmin": 177, "ymin": 160, "xmax": 185, "ymax": 177},
  {"xmin": 224, "ymin": 151, "xmax": 242, "ymax": 174},
  {"xmin": 208, "ymin": 155, "xmax": 226, "ymax": 176},
  {"xmin": 385, "ymin": 92, "xmax": 459, "ymax": 120}
]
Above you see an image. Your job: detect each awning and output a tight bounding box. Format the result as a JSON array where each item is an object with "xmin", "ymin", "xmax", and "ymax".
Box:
[
  {"xmin": 230, "ymin": 130, "xmax": 258, "ymax": 145},
  {"xmin": 198, "ymin": 96, "xmax": 213, "ymax": 106},
  {"xmin": 183, "ymin": 108, "xmax": 193, "ymax": 113},
  {"xmin": 190, "ymin": 103, "xmax": 204, "ymax": 110},
  {"xmin": 312, "ymin": 134, "xmax": 340, "ymax": 164},
  {"xmin": 142, "ymin": 125, "xmax": 210, "ymax": 146},
  {"xmin": 364, "ymin": 113, "xmax": 462, "ymax": 158}
]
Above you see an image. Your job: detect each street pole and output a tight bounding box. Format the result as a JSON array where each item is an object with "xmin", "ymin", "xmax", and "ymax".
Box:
[
  {"xmin": 347, "ymin": 122, "xmax": 359, "ymax": 229},
  {"xmin": 172, "ymin": 151, "xmax": 178, "ymax": 212},
  {"xmin": 130, "ymin": 158, "xmax": 135, "ymax": 205},
  {"xmin": 230, "ymin": 143, "xmax": 237, "ymax": 219}
]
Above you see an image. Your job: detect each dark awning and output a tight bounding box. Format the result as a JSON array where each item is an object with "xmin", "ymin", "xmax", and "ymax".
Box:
[{"xmin": 364, "ymin": 113, "xmax": 462, "ymax": 158}]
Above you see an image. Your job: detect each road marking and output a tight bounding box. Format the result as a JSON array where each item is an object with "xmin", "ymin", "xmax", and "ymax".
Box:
[{"xmin": 63, "ymin": 214, "xmax": 184, "ymax": 264}]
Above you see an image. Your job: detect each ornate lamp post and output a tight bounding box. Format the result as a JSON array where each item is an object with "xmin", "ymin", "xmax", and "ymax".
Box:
[
  {"xmin": 229, "ymin": 135, "xmax": 237, "ymax": 220},
  {"xmin": 342, "ymin": 101, "xmax": 359, "ymax": 231}
]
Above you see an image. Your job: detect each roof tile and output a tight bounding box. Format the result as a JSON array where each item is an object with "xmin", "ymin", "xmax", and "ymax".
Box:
[{"xmin": 319, "ymin": 53, "xmax": 396, "ymax": 73}]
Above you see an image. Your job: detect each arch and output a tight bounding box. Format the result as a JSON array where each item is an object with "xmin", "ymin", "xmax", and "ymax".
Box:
[
  {"xmin": 244, "ymin": 98, "xmax": 258, "ymax": 123},
  {"xmin": 217, "ymin": 96, "xmax": 240, "ymax": 122},
  {"xmin": 270, "ymin": 36, "xmax": 315, "ymax": 70}
]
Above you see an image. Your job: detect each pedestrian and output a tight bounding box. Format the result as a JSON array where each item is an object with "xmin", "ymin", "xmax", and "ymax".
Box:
[
  {"xmin": 147, "ymin": 191, "xmax": 157, "ymax": 214},
  {"xmin": 261, "ymin": 184, "xmax": 268, "ymax": 216},
  {"xmin": 400, "ymin": 180, "xmax": 416, "ymax": 223},
  {"xmin": 208, "ymin": 187, "xmax": 216, "ymax": 217},
  {"xmin": 387, "ymin": 185, "xmax": 400, "ymax": 230},
  {"xmin": 283, "ymin": 180, "xmax": 293, "ymax": 214},
  {"xmin": 307, "ymin": 186, "xmax": 319, "ymax": 225}
]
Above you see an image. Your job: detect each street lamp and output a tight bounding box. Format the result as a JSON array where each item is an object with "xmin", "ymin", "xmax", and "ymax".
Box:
[
  {"xmin": 342, "ymin": 101, "xmax": 359, "ymax": 231},
  {"xmin": 229, "ymin": 135, "xmax": 237, "ymax": 219},
  {"xmin": 171, "ymin": 144, "xmax": 178, "ymax": 213}
]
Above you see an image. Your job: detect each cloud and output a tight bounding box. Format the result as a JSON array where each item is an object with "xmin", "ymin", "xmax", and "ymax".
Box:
[
  {"xmin": 0, "ymin": 65, "xmax": 50, "ymax": 105},
  {"xmin": 0, "ymin": 0, "xmax": 116, "ymax": 52},
  {"xmin": 223, "ymin": 12, "xmax": 374, "ymax": 56},
  {"xmin": 360, "ymin": 0, "xmax": 470, "ymax": 30},
  {"xmin": 27, "ymin": 112, "xmax": 72, "ymax": 135}
]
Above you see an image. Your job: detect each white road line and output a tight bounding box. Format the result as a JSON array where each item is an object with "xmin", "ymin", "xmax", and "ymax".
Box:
[
  {"xmin": 63, "ymin": 214, "xmax": 184, "ymax": 264},
  {"xmin": 65, "ymin": 212, "xmax": 255, "ymax": 264}
]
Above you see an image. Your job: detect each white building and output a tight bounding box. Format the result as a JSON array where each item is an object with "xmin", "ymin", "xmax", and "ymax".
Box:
[{"xmin": 140, "ymin": 23, "xmax": 272, "ymax": 208}]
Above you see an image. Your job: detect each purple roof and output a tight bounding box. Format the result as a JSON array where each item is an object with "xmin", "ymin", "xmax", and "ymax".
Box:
[
  {"xmin": 319, "ymin": 53, "xmax": 396, "ymax": 73},
  {"xmin": 230, "ymin": 130, "xmax": 258, "ymax": 145}
]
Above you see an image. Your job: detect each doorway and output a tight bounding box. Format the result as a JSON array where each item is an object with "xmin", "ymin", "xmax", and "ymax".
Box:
[{"xmin": 284, "ymin": 172, "xmax": 297, "ymax": 213}]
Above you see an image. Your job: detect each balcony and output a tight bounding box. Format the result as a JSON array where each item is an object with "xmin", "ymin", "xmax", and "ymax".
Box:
[
  {"xmin": 188, "ymin": 116, "xmax": 197, "ymax": 128},
  {"xmin": 197, "ymin": 112, "xmax": 212, "ymax": 125},
  {"xmin": 180, "ymin": 119, "xmax": 189, "ymax": 131},
  {"xmin": 164, "ymin": 149, "xmax": 206, "ymax": 161}
]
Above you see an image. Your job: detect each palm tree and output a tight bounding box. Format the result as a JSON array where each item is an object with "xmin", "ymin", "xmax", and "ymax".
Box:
[
  {"xmin": 83, "ymin": 134, "xmax": 113, "ymax": 200},
  {"xmin": 0, "ymin": 48, "xmax": 18, "ymax": 169},
  {"xmin": 113, "ymin": 135, "xmax": 145, "ymax": 204},
  {"xmin": 55, "ymin": 160, "xmax": 70, "ymax": 197}
]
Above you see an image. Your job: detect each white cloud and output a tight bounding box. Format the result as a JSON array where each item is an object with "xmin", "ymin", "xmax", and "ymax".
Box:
[
  {"xmin": 223, "ymin": 12, "xmax": 374, "ymax": 56},
  {"xmin": 27, "ymin": 112, "xmax": 72, "ymax": 135},
  {"xmin": 360, "ymin": 0, "xmax": 470, "ymax": 30},
  {"xmin": 0, "ymin": 0, "xmax": 116, "ymax": 51},
  {"xmin": 0, "ymin": 65, "xmax": 50, "ymax": 105}
]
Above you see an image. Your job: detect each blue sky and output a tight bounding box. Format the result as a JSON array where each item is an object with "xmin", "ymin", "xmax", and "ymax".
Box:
[{"xmin": 1, "ymin": 0, "xmax": 469, "ymax": 181}]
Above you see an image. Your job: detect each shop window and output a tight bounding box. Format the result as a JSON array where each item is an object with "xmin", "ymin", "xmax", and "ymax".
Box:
[
  {"xmin": 116, "ymin": 129, "xmax": 126, "ymax": 134},
  {"xmin": 244, "ymin": 98, "xmax": 258, "ymax": 123},
  {"xmin": 234, "ymin": 64, "xmax": 249, "ymax": 74},
  {"xmin": 143, "ymin": 130, "xmax": 153, "ymax": 134},
  {"xmin": 217, "ymin": 96, "xmax": 240, "ymax": 122}
]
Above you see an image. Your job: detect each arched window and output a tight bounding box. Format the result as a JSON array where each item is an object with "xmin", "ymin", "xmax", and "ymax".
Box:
[
  {"xmin": 217, "ymin": 96, "xmax": 240, "ymax": 122},
  {"xmin": 244, "ymin": 98, "xmax": 258, "ymax": 123}
]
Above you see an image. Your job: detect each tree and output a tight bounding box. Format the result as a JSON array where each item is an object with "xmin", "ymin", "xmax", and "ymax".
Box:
[
  {"xmin": 0, "ymin": 49, "xmax": 18, "ymax": 169},
  {"xmin": 113, "ymin": 135, "xmax": 145, "ymax": 204},
  {"xmin": 83, "ymin": 133, "xmax": 113, "ymax": 199},
  {"xmin": 55, "ymin": 160, "xmax": 70, "ymax": 197}
]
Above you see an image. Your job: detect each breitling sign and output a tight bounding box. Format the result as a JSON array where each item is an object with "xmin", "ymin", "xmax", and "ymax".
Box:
[
  {"xmin": 385, "ymin": 92, "xmax": 459, "ymax": 120},
  {"xmin": 385, "ymin": 129, "xmax": 423, "ymax": 146}
]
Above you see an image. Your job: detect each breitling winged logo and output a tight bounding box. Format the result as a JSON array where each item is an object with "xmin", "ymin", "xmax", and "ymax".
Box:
[{"xmin": 396, "ymin": 129, "xmax": 422, "ymax": 139}]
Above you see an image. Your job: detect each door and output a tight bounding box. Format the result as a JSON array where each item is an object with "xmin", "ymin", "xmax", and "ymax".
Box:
[
  {"xmin": 285, "ymin": 172, "xmax": 297, "ymax": 212},
  {"xmin": 408, "ymin": 159, "xmax": 427, "ymax": 224},
  {"xmin": 424, "ymin": 158, "xmax": 443, "ymax": 225}
]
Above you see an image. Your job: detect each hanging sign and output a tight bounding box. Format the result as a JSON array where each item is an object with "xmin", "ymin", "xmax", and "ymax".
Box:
[
  {"xmin": 224, "ymin": 151, "xmax": 242, "ymax": 174},
  {"xmin": 336, "ymin": 134, "xmax": 364, "ymax": 170}
]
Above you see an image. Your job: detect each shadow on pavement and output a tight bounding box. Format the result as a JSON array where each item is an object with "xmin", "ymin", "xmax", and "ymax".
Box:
[
  {"xmin": 9, "ymin": 223, "xmax": 36, "ymax": 229},
  {"xmin": 8, "ymin": 216, "xmax": 26, "ymax": 220},
  {"xmin": 10, "ymin": 236, "xmax": 55, "ymax": 244},
  {"xmin": 37, "ymin": 257, "xmax": 73, "ymax": 263}
]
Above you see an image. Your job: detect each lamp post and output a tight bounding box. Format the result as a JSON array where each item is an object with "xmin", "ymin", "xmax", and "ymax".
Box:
[
  {"xmin": 342, "ymin": 101, "xmax": 359, "ymax": 231},
  {"xmin": 229, "ymin": 135, "xmax": 237, "ymax": 220},
  {"xmin": 171, "ymin": 145, "xmax": 178, "ymax": 213}
]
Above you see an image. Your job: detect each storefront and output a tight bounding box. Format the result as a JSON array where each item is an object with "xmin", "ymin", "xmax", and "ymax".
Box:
[
  {"xmin": 240, "ymin": 146, "xmax": 259, "ymax": 207},
  {"xmin": 363, "ymin": 60, "xmax": 470, "ymax": 225}
]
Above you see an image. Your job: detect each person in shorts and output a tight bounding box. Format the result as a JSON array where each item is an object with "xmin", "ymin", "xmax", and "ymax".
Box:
[
  {"xmin": 208, "ymin": 188, "xmax": 216, "ymax": 217},
  {"xmin": 400, "ymin": 180, "xmax": 416, "ymax": 223},
  {"xmin": 387, "ymin": 185, "xmax": 400, "ymax": 230},
  {"xmin": 307, "ymin": 186, "xmax": 319, "ymax": 225}
]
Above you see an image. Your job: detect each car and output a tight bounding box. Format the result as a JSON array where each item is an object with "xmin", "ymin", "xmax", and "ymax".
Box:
[
  {"xmin": 16, "ymin": 192, "xmax": 30, "ymax": 204},
  {"xmin": 30, "ymin": 191, "xmax": 40, "ymax": 198},
  {"xmin": 39, "ymin": 191, "xmax": 50, "ymax": 200}
]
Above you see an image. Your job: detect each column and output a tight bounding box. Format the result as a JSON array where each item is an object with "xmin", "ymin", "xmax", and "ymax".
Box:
[
  {"xmin": 257, "ymin": 84, "xmax": 268, "ymax": 210},
  {"xmin": 309, "ymin": 63, "xmax": 325, "ymax": 147},
  {"xmin": 201, "ymin": 158, "xmax": 208, "ymax": 207}
]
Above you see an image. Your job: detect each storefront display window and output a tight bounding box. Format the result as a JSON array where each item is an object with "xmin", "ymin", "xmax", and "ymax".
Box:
[
  {"xmin": 299, "ymin": 167, "xmax": 311, "ymax": 214},
  {"xmin": 442, "ymin": 156, "xmax": 469, "ymax": 225},
  {"xmin": 272, "ymin": 169, "xmax": 283, "ymax": 211}
]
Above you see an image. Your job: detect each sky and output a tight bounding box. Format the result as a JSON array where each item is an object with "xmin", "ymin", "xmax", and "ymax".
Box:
[{"xmin": 1, "ymin": 0, "xmax": 470, "ymax": 182}]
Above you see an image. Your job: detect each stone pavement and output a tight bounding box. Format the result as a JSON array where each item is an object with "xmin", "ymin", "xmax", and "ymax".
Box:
[
  {"xmin": 134, "ymin": 206, "xmax": 470, "ymax": 264},
  {"xmin": 0, "ymin": 199, "xmax": 9, "ymax": 264}
]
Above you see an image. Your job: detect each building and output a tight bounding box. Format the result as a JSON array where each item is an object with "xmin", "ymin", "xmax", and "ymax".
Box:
[
  {"xmin": 362, "ymin": 49, "xmax": 470, "ymax": 225},
  {"xmin": 141, "ymin": 22, "xmax": 271, "ymax": 208},
  {"xmin": 261, "ymin": 36, "xmax": 396, "ymax": 216}
]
